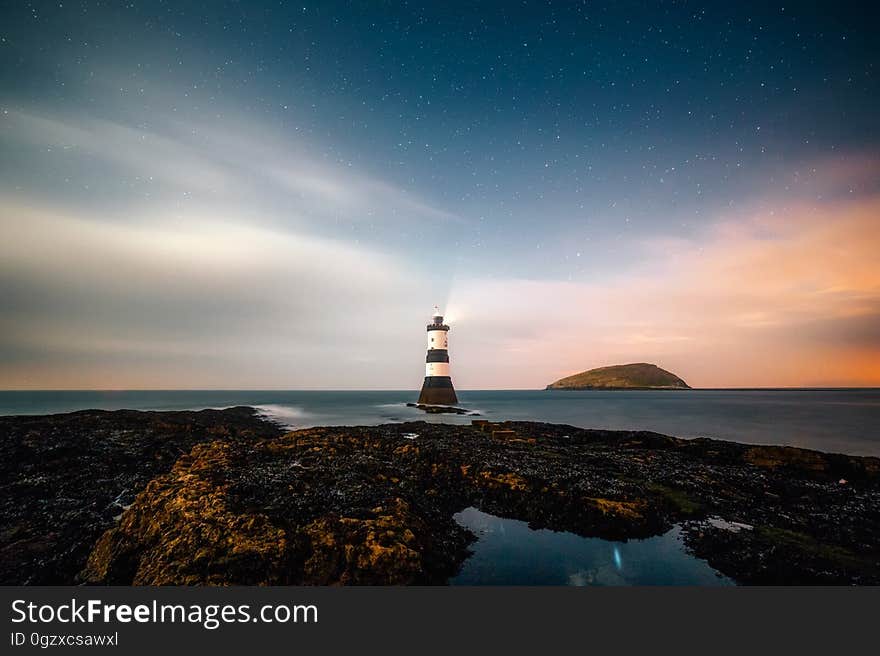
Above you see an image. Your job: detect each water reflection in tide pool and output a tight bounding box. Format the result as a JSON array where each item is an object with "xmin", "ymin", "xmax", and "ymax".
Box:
[{"xmin": 450, "ymin": 507, "xmax": 734, "ymax": 586}]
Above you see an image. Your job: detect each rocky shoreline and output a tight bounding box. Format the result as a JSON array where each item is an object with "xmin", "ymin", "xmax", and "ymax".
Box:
[
  {"xmin": 0, "ymin": 407, "xmax": 283, "ymax": 585},
  {"xmin": 2, "ymin": 408, "xmax": 878, "ymax": 585},
  {"xmin": 405, "ymin": 402, "xmax": 478, "ymax": 415}
]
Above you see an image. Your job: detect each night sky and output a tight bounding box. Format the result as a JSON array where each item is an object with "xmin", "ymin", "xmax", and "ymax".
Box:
[{"xmin": 1, "ymin": 1, "xmax": 878, "ymax": 388}]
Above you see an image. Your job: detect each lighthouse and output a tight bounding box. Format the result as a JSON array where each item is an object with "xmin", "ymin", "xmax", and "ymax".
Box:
[{"xmin": 418, "ymin": 306, "xmax": 459, "ymax": 406}]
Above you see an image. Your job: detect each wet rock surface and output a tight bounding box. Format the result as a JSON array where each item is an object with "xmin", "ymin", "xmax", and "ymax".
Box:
[
  {"xmin": 85, "ymin": 419, "xmax": 880, "ymax": 585},
  {"xmin": 2, "ymin": 410, "xmax": 878, "ymax": 585},
  {"xmin": 406, "ymin": 403, "xmax": 478, "ymax": 415},
  {"xmin": 0, "ymin": 407, "xmax": 282, "ymax": 584}
]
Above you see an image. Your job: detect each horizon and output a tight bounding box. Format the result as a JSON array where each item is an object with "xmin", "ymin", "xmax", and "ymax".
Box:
[
  {"xmin": 1, "ymin": 2, "xmax": 879, "ymax": 389},
  {"xmin": 3, "ymin": 385, "xmax": 880, "ymax": 392}
]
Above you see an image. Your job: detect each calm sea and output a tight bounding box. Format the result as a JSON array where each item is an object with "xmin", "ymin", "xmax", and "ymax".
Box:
[{"xmin": 1, "ymin": 388, "xmax": 878, "ymax": 456}]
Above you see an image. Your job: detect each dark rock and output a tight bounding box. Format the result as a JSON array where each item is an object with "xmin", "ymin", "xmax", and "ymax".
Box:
[
  {"xmin": 0, "ymin": 407, "xmax": 282, "ymax": 584},
  {"xmin": 2, "ymin": 411, "xmax": 878, "ymax": 585},
  {"xmin": 406, "ymin": 403, "xmax": 477, "ymax": 415}
]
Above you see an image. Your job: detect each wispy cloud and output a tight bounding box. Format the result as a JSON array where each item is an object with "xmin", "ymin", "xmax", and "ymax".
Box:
[
  {"xmin": 1, "ymin": 107, "xmax": 461, "ymax": 229},
  {"xmin": 0, "ymin": 98, "xmax": 464, "ymax": 388},
  {"xmin": 0, "ymin": 198, "xmax": 433, "ymax": 388},
  {"xmin": 3, "ymin": 110, "xmax": 233, "ymax": 192}
]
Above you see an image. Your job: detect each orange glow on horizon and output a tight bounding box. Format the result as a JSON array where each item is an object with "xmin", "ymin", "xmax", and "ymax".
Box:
[{"xmin": 449, "ymin": 195, "xmax": 880, "ymax": 389}]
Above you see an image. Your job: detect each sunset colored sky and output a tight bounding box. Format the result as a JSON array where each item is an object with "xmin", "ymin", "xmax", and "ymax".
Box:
[{"xmin": 1, "ymin": 2, "xmax": 878, "ymax": 389}]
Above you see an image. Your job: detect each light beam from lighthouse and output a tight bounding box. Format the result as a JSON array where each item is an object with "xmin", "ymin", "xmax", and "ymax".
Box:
[{"xmin": 418, "ymin": 306, "xmax": 458, "ymax": 406}]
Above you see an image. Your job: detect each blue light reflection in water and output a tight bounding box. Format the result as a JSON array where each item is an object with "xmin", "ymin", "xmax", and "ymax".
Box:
[{"xmin": 450, "ymin": 507, "xmax": 733, "ymax": 586}]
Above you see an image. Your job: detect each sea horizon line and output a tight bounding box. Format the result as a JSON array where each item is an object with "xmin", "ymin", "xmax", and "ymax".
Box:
[{"xmin": 1, "ymin": 387, "xmax": 879, "ymax": 393}]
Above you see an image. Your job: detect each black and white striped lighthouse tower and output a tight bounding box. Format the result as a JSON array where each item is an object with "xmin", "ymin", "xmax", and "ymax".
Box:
[{"xmin": 418, "ymin": 306, "xmax": 458, "ymax": 406}]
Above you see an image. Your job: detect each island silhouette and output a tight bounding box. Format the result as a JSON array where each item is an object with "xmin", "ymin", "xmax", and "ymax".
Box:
[{"xmin": 546, "ymin": 363, "xmax": 691, "ymax": 390}]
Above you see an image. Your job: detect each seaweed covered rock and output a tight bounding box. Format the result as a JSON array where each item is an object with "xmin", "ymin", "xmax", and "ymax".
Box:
[
  {"xmin": 0, "ymin": 407, "xmax": 282, "ymax": 585},
  {"xmin": 82, "ymin": 441, "xmax": 293, "ymax": 585},
  {"xmin": 80, "ymin": 420, "xmax": 880, "ymax": 585}
]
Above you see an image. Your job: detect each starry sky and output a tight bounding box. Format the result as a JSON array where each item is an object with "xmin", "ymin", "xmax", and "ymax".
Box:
[{"xmin": 1, "ymin": 0, "xmax": 879, "ymax": 389}]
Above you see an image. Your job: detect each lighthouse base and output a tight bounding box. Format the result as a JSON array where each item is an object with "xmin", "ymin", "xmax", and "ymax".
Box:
[{"xmin": 418, "ymin": 376, "xmax": 458, "ymax": 406}]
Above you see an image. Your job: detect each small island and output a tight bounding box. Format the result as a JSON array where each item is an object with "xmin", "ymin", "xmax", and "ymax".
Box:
[{"xmin": 546, "ymin": 362, "xmax": 690, "ymax": 390}]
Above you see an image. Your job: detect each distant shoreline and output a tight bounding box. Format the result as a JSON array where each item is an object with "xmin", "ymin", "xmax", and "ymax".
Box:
[
  {"xmin": 545, "ymin": 386, "xmax": 880, "ymax": 391},
  {"xmin": 545, "ymin": 386, "xmax": 689, "ymax": 391},
  {"xmin": 1, "ymin": 387, "xmax": 879, "ymax": 393}
]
